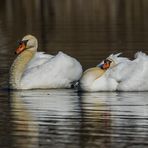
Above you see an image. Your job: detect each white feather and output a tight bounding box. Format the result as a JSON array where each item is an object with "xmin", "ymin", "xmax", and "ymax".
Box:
[
  {"xmin": 26, "ymin": 52, "xmax": 54, "ymax": 70},
  {"xmin": 81, "ymin": 52, "xmax": 148, "ymax": 91},
  {"xmin": 21, "ymin": 51, "xmax": 82, "ymax": 89},
  {"xmin": 10, "ymin": 35, "xmax": 83, "ymax": 89}
]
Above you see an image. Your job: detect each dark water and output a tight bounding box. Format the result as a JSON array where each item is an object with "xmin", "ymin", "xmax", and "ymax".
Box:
[
  {"xmin": 0, "ymin": 0, "xmax": 148, "ymax": 147},
  {"xmin": 0, "ymin": 90, "xmax": 148, "ymax": 148}
]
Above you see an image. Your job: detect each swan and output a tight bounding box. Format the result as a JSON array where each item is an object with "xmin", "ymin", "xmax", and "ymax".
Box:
[
  {"xmin": 79, "ymin": 61, "xmax": 118, "ymax": 92},
  {"xmin": 79, "ymin": 53, "xmax": 127, "ymax": 91},
  {"xmin": 109, "ymin": 52, "xmax": 148, "ymax": 91},
  {"xmin": 9, "ymin": 35, "xmax": 82, "ymax": 89},
  {"xmin": 80, "ymin": 52, "xmax": 148, "ymax": 91}
]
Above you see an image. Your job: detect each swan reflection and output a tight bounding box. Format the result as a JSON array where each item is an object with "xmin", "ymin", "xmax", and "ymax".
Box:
[
  {"xmin": 10, "ymin": 89, "xmax": 81, "ymax": 147},
  {"xmin": 80, "ymin": 92, "xmax": 148, "ymax": 147},
  {"xmin": 8, "ymin": 90, "xmax": 148, "ymax": 148},
  {"xmin": 10, "ymin": 90, "xmax": 39, "ymax": 148}
]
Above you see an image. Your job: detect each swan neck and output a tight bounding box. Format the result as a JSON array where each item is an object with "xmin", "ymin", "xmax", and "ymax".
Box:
[
  {"xmin": 9, "ymin": 50, "xmax": 35, "ymax": 89},
  {"xmin": 80, "ymin": 67, "xmax": 105, "ymax": 91}
]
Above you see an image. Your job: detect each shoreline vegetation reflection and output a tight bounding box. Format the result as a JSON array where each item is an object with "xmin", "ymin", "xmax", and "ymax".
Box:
[{"xmin": 1, "ymin": 0, "xmax": 148, "ymax": 84}]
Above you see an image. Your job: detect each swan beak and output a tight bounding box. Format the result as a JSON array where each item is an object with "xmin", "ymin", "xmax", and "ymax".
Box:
[
  {"xmin": 102, "ymin": 63, "xmax": 110, "ymax": 70},
  {"xmin": 15, "ymin": 42, "xmax": 26, "ymax": 54}
]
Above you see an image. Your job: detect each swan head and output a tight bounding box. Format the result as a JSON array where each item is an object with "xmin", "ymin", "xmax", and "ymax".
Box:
[
  {"xmin": 15, "ymin": 35, "xmax": 38, "ymax": 54},
  {"xmin": 98, "ymin": 53, "xmax": 124, "ymax": 70},
  {"xmin": 99, "ymin": 59, "xmax": 114, "ymax": 70}
]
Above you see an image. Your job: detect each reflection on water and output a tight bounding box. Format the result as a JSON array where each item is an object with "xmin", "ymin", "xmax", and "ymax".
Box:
[
  {"xmin": 10, "ymin": 91, "xmax": 39, "ymax": 148},
  {"xmin": 0, "ymin": 90, "xmax": 148, "ymax": 148}
]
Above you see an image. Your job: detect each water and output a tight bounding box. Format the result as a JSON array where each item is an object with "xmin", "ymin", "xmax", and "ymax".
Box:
[
  {"xmin": 0, "ymin": 90, "xmax": 148, "ymax": 148},
  {"xmin": 0, "ymin": 0, "xmax": 148, "ymax": 147}
]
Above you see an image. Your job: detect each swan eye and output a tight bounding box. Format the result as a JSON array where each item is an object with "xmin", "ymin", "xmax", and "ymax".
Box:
[
  {"xmin": 19, "ymin": 41, "xmax": 23, "ymax": 45},
  {"xmin": 104, "ymin": 59, "xmax": 112, "ymax": 64},
  {"xmin": 19, "ymin": 40, "xmax": 28, "ymax": 46}
]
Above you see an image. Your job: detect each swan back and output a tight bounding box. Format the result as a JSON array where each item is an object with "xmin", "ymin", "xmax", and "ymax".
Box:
[
  {"xmin": 117, "ymin": 52, "xmax": 148, "ymax": 91},
  {"xmin": 21, "ymin": 52, "xmax": 82, "ymax": 89}
]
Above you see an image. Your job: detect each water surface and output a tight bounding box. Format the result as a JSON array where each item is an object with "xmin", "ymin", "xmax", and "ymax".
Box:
[
  {"xmin": 0, "ymin": 90, "xmax": 148, "ymax": 148},
  {"xmin": 0, "ymin": 0, "xmax": 148, "ymax": 148}
]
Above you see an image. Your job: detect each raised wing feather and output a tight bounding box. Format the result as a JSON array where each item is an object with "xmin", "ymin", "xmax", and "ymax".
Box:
[
  {"xmin": 21, "ymin": 52, "xmax": 82, "ymax": 89},
  {"xmin": 25, "ymin": 52, "xmax": 54, "ymax": 70}
]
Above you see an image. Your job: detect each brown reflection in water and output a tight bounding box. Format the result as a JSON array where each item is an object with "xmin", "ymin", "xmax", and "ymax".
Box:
[
  {"xmin": 0, "ymin": 91, "xmax": 38, "ymax": 148},
  {"xmin": 10, "ymin": 91, "xmax": 38, "ymax": 148},
  {"xmin": 0, "ymin": 0, "xmax": 148, "ymax": 70},
  {"xmin": 79, "ymin": 94, "xmax": 111, "ymax": 147}
]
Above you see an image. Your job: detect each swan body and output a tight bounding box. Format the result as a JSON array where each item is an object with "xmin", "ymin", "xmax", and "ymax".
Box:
[
  {"xmin": 9, "ymin": 35, "xmax": 82, "ymax": 89},
  {"xmin": 80, "ymin": 52, "xmax": 148, "ymax": 91},
  {"xmin": 114, "ymin": 52, "xmax": 148, "ymax": 91},
  {"xmin": 80, "ymin": 67, "xmax": 118, "ymax": 91}
]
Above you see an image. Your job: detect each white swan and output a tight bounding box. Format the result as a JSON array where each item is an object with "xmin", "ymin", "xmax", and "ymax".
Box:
[
  {"xmin": 80, "ymin": 53, "xmax": 126, "ymax": 91},
  {"xmin": 9, "ymin": 35, "xmax": 82, "ymax": 89},
  {"xmin": 80, "ymin": 52, "xmax": 148, "ymax": 91},
  {"xmin": 79, "ymin": 65, "xmax": 118, "ymax": 92},
  {"xmin": 109, "ymin": 52, "xmax": 148, "ymax": 91}
]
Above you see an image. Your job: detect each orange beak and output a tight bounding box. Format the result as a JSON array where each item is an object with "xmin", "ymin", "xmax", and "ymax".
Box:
[
  {"xmin": 102, "ymin": 63, "xmax": 110, "ymax": 70},
  {"xmin": 15, "ymin": 42, "xmax": 26, "ymax": 54}
]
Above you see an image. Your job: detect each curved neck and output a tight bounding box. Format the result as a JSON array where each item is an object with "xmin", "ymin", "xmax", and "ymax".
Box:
[
  {"xmin": 9, "ymin": 50, "xmax": 35, "ymax": 89},
  {"xmin": 80, "ymin": 67, "xmax": 105, "ymax": 90}
]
